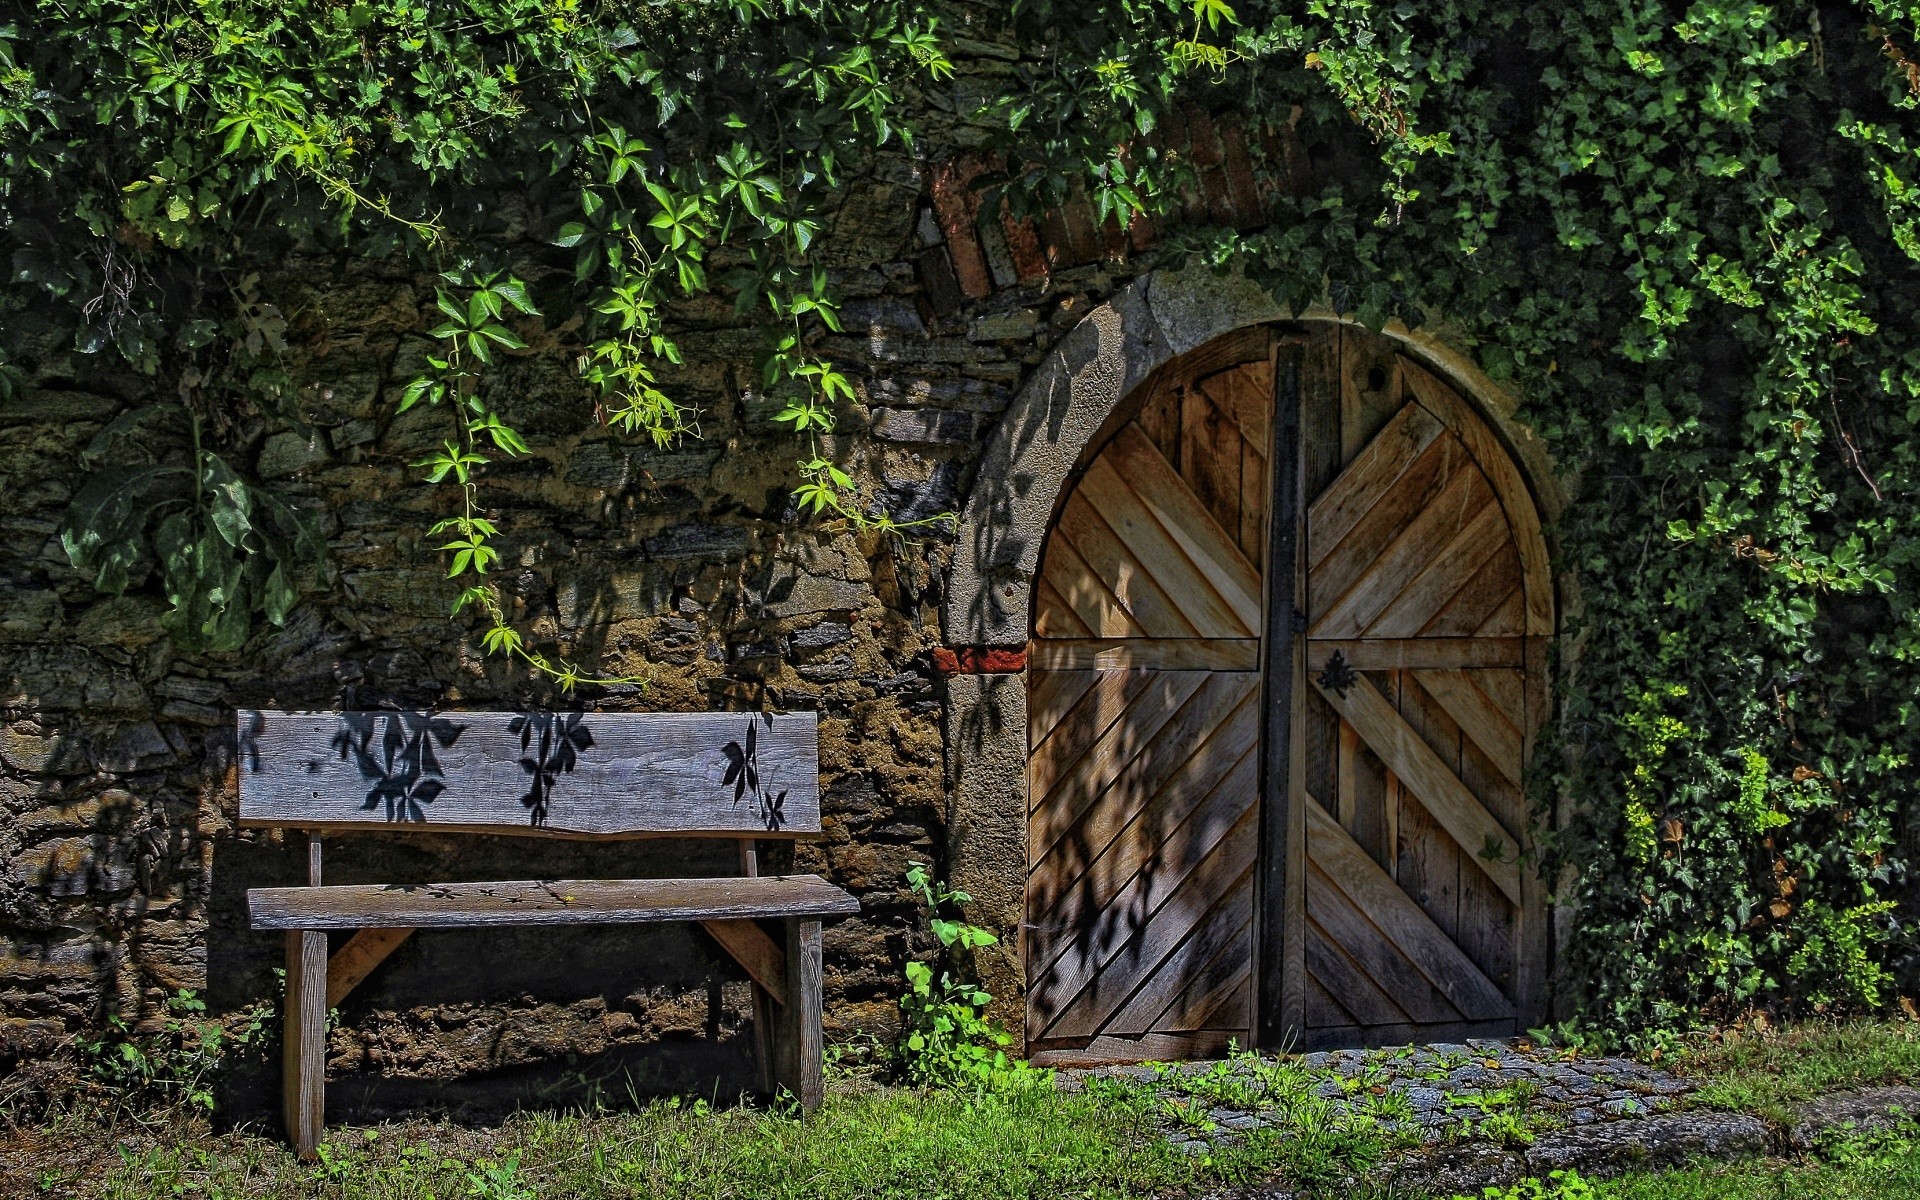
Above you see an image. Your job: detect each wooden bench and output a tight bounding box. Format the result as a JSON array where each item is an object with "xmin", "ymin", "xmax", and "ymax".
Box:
[{"xmin": 237, "ymin": 709, "xmax": 857, "ymax": 1158}]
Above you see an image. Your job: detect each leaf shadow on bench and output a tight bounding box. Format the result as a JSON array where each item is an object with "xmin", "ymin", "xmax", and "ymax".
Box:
[
  {"xmin": 720, "ymin": 712, "xmax": 791, "ymax": 832},
  {"xmin": 509, "ymin": 710, "xmax": 592, "ymax": 827},
  {"xmin": 326, "ymin": 711, "xmax": 470, "ymax": 823}
]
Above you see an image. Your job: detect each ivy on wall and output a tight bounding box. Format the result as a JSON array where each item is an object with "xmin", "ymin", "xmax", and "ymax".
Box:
[{"xmin": 6, "ymin": 0, "xmax": 1920, "ymax": 1033}]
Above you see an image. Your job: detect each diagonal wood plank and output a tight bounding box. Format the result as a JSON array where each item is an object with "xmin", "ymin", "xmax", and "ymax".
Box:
[
  {"xmin": 1401, "ymin": 358, "xmax": 1552, "ymax": 638},
  {"xmin": 1364, "ymin": 500, "xmax": 1510, "ymax": 638},
  {"xmin": 1079, "ymin": 451, "xmax": 1254, "ymax": 638},
  {"xmin": 1311, "ymin": 671, "xmax": 1523, "ymax": 904},
  {"xmin": 1413, "ymin": 669, "xmax": 1523, "ymax": 784},
  {"xmin": 1028, "ymin": 667, "xmax": 1101, "ymax": 750},
  {"xmin": 1038, "ymin": 809, "xmax": 1255, "ymax": 1039},
  {"xmin": 1030, "ymin": 671, "xmax": 1213, "ymax": 862},
  {"xmin": 1030, "ymin": 725, "xmax": 1257, "ymax": 989},
  {"xmin": 1099, "ymin": 424, "xmax": 1263, "ymax": 631},
  {"xmin": 1311, "ymin": 465, "xmax": 1495, "ymax": 640},
  {"xmin": 1308, "ymin": 434, "xmax": 1466, "ymax": 617},
  {"xmin": 1308, "ymin": 400, "xmax": 1446, "ymax": 563},
  {"xmin": 1307, "ymin": 794, "xmax": 1512, "ymax": 1019},
  {"xmin": 1418, "ymin": 542, "xmax": 1522, "ymax": 636},
  {"xmin": 1034, "ymin": 575, "xmax": 1094, "ymax": 638},
  {"xmin": 1043, "ymin": 534, "xmax": 1146, "ymax": 638},
  {"xmin": 1305, "ymin": 918, "xmax": 1413, "ymax": 1027},
  {"xmin": 1307, "ymin": 860, "xmax": 1458, "ymax": 1024},
  {"xmin": 1028, "ymin": 669, "xmax": 1157, "ymax": 806},
  {"xmin": 1057, "ymin": 491, "xmax": 1200, "ymax": 638},
  {"xmin": 1101, "ymin": 870, "xmax": 1255, "ymax": 1036}
]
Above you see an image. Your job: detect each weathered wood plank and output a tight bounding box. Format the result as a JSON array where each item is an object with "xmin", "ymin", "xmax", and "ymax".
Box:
[
  {"xmin": 1305, "ymin": 920, "xmax": 1411, "ymax": 1027},
  {"xmin": 1306, "ymin": 637, "xmax": 1527, "ymax": 671},
  {"xmin": 1305, "ymin": 859, "xmax": 1459, "ymax": 1025},
  {"xmin": 1027, "ymin": 667, "xmax": 1102, "ymax": 751},
  {"xmin": 1033, "ymin": 575, "xmax": 1094, "ymax": 638},
  {"xmin": 284, "ymin": 929, "xmax": 327, "ymax": 1161},
  {"xmin": 1028, "ymin": 669, "xmax": 1155, "ymax": 807},
  {"xmin": 1043, "ymin": 534, "xmax": 1147, "ymax": 638},
  {"xmin": 1310, "ymin": 673, "xmax": 1523, "ymax": 904},
  {"xmin": 1307, "ymin": 401, "xmax": 1445, "ymax": 564},
  {"xmin": 1079, "ymin": 451, "xmax": 1255, "ymax": 638},
  {"xmin": 1413, "ymin": 670, "xmax": 1524, "ymax": 784},
  {"xmin": 1401, "ymin": 358, "xmax": 1553, "ymax": 637},
  {"xmin": 1420, "ymin": 543, "xmax": 1522, "ymax": 637},
  {"xmin": 1099, "ymin": 425, "xmax": 1263, "ymax": 631},
  {"xmin": 237, "ymin": 710, "xmax": 822, "ymax": 838},
  {"xmin": 1311, "ymin": 465, "xmax": 1495, "ymax": 640},
  {"xmin": 1307, "ymin": 435, "xmax": 1467, "ymax": 620},
  {"xmin": 249, "ymin": 874, "xmax": 859, "ymax": 930},
  {"xmin": 1181, "ymin": 380, "xmax": 1244, "ymax": 544},
  {"xmin": 1028, "ymin": 1029, "xmax": 1243, "ymax": 1065},
  {"xmin": 776, "ymin": 918, "xmax": 824, "ymax": 1109},
  {"xmin": 1306, "ymin": 795, "xmax": 1511, "ymax": 1020},
  {"xmin": 1056, "ymin": 490, "xmax": 1200, "ymax": 638},
  {"xmin": 1102, "ymin": 871, "xmax": 1254, "ymax": 1036},
  {"xmin": 1028, "ymin": 638, "xmax": 1260, "ymax": 672},
  {"xmin": 1364, "ymin": 500, "xmax": 1510, "ymax": 638},
  {"xmin": 325, "ymin": 927, "xmax": 415, "ymax": 1008}
]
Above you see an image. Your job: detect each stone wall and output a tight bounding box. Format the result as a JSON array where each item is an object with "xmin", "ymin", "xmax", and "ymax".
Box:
[{"xmin": 0, "ymin": 8, "xmax": 1362, "ymax": 1111}]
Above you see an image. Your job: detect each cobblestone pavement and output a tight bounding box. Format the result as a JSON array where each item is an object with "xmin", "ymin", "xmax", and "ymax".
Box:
[{"xmin": 1061, "ymin": 1037, "xmax": 1696, "ymax": 1155}]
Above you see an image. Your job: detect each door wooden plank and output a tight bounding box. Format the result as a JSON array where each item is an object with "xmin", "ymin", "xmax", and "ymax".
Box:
[
  {"xmin": 1034, "ymin": 576, "xmax": 1095, "ymax": 638},
  {"xmin": 1419, "ymin": 543, "xmax": 1522, "ymax": 636},
  {"xmin": 1028, "ymin": 668, "xmax": 1101, "ymax": 751},
  {"xmin": 1241, "ymin": 436, "xmax": 1267, "ymax": 568},
  {"xmin": 1341, "ymin": 330, "xmax": 1405, "ymax": 465},
  {"xmin": 1029, "ymin": 638, "xmax": 1261, "ymax": 672},
  {"xmin": 1040, "ymin": 812, "xmax": 1256, "ymax": 1039},
  {"xmin": 1308, "ymin": 401, "xmax": 1446, "ymax": 564},
  {"xmin": 1305, "ymin": 920, "xmax": 1411, "ymax": 1027},
  {"xmin": 1181, "ymin": 380, "xmax": 1245, "ymax": 539},
  {"xmin": 1030, "ymin": 671, "xmax": 1213, "ymax": 863},
  {"xmin": 1401, "ymin": 358, "xmax": 1552, "ymax": 637},
  {"xmin": 1306, "ymin": 637, "xmax": 1526, "ymax": 671},
  {"xmin": 1057, "ymin": 491, "xmax": 1201, "ymax": 638},
  {"xmin": 1473, "ymin": 668, "xmax": 1528, "ymax": 732},
  {"xmin": 1474, "ymin": 587, "xmax": 1525, "ymax": 637},
  {"xmin": 1413, "ymin": 669, "xmax": 1523, "ymax": 784},
  {"xmin": 1099, "ymin": 425, "xmax": 1263, "ymax": 630},
  {"xmin": 1306, "ymin": 858, "xmax": 1462, "ymax": 1024},
  {"xmin": 1079, "ymin": 452, "xmax": 1255, "ymax": 637},
  {"xmin": 1043, "ymin": 535, "xmax": 1147, "ymax": 638},
  {"xmin": 1202, "ymin": 363, "xmax": 1272, "ymax": 459},
  {"xmin": 1147, "ymin": 911, "xmax": 1255, "ymax": 1034},
  {"xmin": 1102, "ymin": 871, "xmax": 1255, "ymax": 1036},
  {"xmin": 1306, "ymin": 436, "xmax": 1470, "ymax": 625},
  {"xmin": 1134, "ymin": 384, "xmax": 1182, "ymax": 466},
  {"xmin": 1311, "ymin": 465, "xmax": 1495, "ymax": 640},
  {"xmin": 1028, "ymin": 669, "xmax": 1156, "ymax": 807},
  {"xmin": 1310, "ymin": 672, "xmax": 1523, "ymax": 904},
  {"xmin": 1029, "ymin": 746, "xmax": 1258, "ymax": 1013},
  {"xmin": 1364, "ymin": 501, "xmax": 1510, "ymax": 638},
  {"xmin": 1306, "ymin": 795, "xmax": 1511, "ymax": 1019},
  {"xmin": 1307, "ymin": 972, "xmax": 1356, "ymax": 1027},
  {"xmin": 1026, "ymin": 680, "xmax": 1259, "ymax": 961}
]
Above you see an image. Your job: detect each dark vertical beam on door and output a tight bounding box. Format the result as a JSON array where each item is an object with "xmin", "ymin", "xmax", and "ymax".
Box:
[{"xmin": 1256, "ymin": 337, "xmax": 1305, "ymax": 1049}]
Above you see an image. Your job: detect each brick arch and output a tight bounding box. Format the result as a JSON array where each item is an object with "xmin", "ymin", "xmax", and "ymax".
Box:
[{"xmin": 937, "ymin": 265, "xmax": 1563, "ymax": 1048}]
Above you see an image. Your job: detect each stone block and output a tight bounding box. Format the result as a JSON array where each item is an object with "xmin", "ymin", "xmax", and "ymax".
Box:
[
  {"xmin": 761, "ymin": 571, "xmax": 870, "ymax": 618},
  {"xmin": 257, "ymin": 430, "xmax": 331, "ymax": 478},
  {"xmin": 969, "ymin": 310, "xmax": 1038, "ymax": 342},
  {"xmin": 92, "ymin": 721, "xmax": 174, "ymax": 772},
  {"xmin": 870, "ymin": 408, "xmax": 973, "ymax": 445},
  {"xmin": 644, "ymin": 523, "xmax": 750, "ymax": 561},
  {"xmin": 565, "ymin": 442, "xmax": 631, "ymax": 489}
]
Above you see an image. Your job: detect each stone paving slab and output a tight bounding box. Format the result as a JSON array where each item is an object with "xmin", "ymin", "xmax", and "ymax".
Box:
[{"xmin": 1062, "ymin": 1037, "xmax": 1696, "ymax": 1155}]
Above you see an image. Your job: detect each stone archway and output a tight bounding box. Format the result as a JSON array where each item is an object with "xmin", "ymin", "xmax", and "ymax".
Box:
[{"xmin": 939, "ymin": 265, "xmax": 1562, "ymax": 1048}]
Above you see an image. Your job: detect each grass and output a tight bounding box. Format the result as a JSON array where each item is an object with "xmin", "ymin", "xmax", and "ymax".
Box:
[
  {"xmin": 11, "ymin": 1017, "xmax": 1920, "ymax": 1199},
  {"xmin": 1662, "ymin": 1016, "xmax": 1920, "ymax": 1120},
  {"xmin": 5, "ymin": 1066, "xmax": 1390, "ymax": 1200}
]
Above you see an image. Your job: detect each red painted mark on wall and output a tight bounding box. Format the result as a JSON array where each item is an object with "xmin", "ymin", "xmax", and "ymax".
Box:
[{"xmin": 932, "ymin": 647, "xmax": 1029, "ymax": 675}]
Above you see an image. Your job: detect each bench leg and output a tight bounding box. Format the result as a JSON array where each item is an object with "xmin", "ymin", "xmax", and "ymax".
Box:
[
  {"xmin": 283, "ymin": 930, "xmax": 328, "ymax": 1160},
  {"xmin": 774, "ymin": 918, "xmax": 823, "ymax": 1110}
]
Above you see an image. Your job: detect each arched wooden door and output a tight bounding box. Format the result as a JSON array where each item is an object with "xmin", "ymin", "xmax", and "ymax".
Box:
[{"xmin": 1025, "ymin": 324, "xmax": 1550, "ymax": 1062}]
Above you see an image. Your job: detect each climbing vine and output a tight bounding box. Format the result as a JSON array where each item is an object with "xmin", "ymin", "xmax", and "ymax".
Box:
[{"xmin": 9, "ymin": 0, "xmax": 1920, "ymax": 1030}]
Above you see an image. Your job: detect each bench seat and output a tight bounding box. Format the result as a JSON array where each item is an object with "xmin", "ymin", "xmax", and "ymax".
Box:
[{"xmin": 250, "ymin": 874, "xmax": 860, "ymax": 930}]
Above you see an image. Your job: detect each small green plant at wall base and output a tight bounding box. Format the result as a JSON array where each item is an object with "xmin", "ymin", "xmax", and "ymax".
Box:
[
  {"xmin": 898, "ymin": 862, "xmax": 1041, "ymax": 1090},
  {"xmin": 73, "ymin": 989, "xmax": 271, "ymax": 1114},
  {"xmin": 1454, "ymin": 1169, "xmax": 1597, "ymax": 1200}
]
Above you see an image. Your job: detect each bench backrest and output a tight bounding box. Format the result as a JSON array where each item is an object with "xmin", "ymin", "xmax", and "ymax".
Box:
[{"xmin": 237, "ymin": 710, "xmax": 820, "ymax": 839}]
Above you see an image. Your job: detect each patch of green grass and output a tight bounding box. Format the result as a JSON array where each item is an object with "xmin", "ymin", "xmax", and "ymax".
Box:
[
  {"xmin": 33, "ymin": 1068, "xmax": 1387, "ymax": 1200},
  {"xmin": 1665, "ymin": 1017, "xmax": 1920, "ymax": 1118}
]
